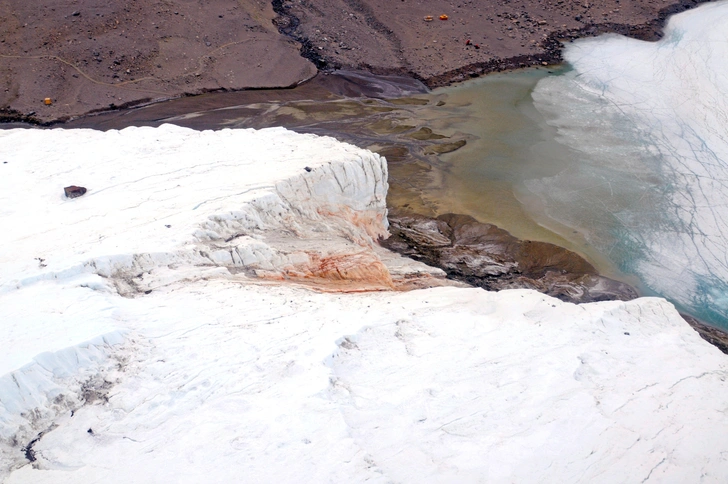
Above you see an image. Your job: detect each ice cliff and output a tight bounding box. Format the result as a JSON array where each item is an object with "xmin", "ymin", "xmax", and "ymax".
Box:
[
  {"xmin": 0, "ymin": 124, "xmax": 408, "ymax": 294},
  {"xmin": 1, "ymin": 125, "xmax": 727, "ymax": 482}
]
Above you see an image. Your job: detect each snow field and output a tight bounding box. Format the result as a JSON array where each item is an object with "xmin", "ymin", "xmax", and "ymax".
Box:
[{"xmin": 0, "ymin": 124, "xmax": 726, "ymax": 482}]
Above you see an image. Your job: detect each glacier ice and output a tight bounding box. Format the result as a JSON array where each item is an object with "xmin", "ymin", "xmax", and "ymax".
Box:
[
  {"xmin": 0, "ymin": 124, "xmax": 727, "ymax": 482},
  {"xmin": 530, "ymin": 0, "xmax": 728, "ymax": 327}
]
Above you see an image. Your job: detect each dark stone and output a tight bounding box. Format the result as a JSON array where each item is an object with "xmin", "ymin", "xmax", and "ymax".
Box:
[
  {"xmin": 304, "ymin": 166, "xmax": 312, "ymax": 172},
  {"xmin": 381, "ymin": 209, "xmax": 638, "ymax": 304},
  {"xmin": 64, "ymin": 185, "xmax": 87, "ymax": 198}
]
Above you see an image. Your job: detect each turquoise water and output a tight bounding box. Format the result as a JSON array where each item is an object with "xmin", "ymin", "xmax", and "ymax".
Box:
[
  {"xmin": 412, "ymin": 1, "xmax": 728, "ymax": 330},
  {"xmin": 397, "ymin": 66, "xmax": 642, "ymax": 287},
  {"xmin": 528, "ymin": 1, "xmax": 728, "ymax": 328}
]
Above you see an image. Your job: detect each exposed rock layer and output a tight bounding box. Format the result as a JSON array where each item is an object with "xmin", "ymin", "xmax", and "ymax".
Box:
[
  {"xmin": 682, "ymin": 314, "xmax": 728, "ymax": 355},
  {"xmin": 383, "ymin": 209, "xmax": 728, "ymax": 354},
  {"xmin": 382, "ymin": 209, "xmax": 639, "ymax": 304}
]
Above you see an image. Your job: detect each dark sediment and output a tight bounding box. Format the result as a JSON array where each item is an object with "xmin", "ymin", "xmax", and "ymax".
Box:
[
  {"xmin": 382, "ymin": 210, "xmax": 728, "ymax": 354},
  {"xmin": 272, "ymin": 0, "xmax": 330, "ymax": 70},
  {"xmin": 681, "ymin": 314, "xmax": 728, "ymax": 355},
  {"xmin": 382, "ymin": 210, "xmax": 638, "ymax": 305}
]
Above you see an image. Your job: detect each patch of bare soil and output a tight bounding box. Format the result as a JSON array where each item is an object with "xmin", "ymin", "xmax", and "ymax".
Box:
[
  {"xmin": 272, "ymin": 0, "xmax": 711, "ymax": 86},
  {"xmin": 0, "ymin": 0, "xmax": 316, "ymax": 123}
]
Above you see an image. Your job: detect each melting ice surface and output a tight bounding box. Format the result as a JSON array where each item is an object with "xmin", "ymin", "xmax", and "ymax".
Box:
[
  {"xmin": 530, "ymin": 0, "xmax": 728, "ymax": 328},
  {"xmin": 2, "ymin": 118, "xmax": 728, "ymax": 481}
]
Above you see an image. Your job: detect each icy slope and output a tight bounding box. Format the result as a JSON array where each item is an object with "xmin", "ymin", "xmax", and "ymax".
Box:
[
  {"xmin": 5, "ymin": 283, "xmax": 728, "ymax": 483},
  {"xmin": 0, "ymin": 124, "xmax": 443, "ymax": 475},
  {"xmin": 530, "ymin": 0, "xmax": 728, "ymax": 327},
  {"xmin": 0, "ymin": 124, "xmax": 400, "ymax": 293},
  {"xmin": 1, "ymin": 125, "xmax": 727, "ymax": 482}
]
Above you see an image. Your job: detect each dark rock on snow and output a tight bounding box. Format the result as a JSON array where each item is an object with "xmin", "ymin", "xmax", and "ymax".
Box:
[{"xmin": 64, "ymin": 186, "xmax": 87, "ymax": 198}]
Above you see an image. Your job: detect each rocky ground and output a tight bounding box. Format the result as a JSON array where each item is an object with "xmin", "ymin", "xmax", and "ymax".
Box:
[
  {"xmin": 382, "ymin": 209, "xmax": 638, "ymax": 304},
  {"xmin": 0, "ymin": 0, "xmax": 712, "ymax": 123},
  {"xmin": 0, "ymin": 0, "xmax": 315, "ymax": 123}
]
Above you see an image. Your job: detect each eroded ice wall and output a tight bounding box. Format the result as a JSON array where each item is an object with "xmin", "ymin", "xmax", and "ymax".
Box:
[
  {"xmin": 530, "ymin": 0, "xmax": 728, "ymax": 327},
  {"xmin": 0, "ymin": 125, "xmax": 400, "ymax": 474},
  {"xmin": 0, "ymin": 124, "xmax": 396, "ymax": 294}
]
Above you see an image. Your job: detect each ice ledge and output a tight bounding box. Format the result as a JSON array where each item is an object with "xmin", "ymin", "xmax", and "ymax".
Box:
[
  {"xmin": 0, "ymin": 329, "xmax": 131, "ymax": 474},
  {"xmin": 0, "ymin": 125, "xmax": 448, "ymax": 476},
  {"xmin": 0, "ymin": 124, "xmax": 444, "ymax": 295}
]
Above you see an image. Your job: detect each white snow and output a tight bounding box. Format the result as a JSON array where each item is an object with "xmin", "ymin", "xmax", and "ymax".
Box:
[
  {"xmin": 530, "ymin": 0, "xmax": 728, "ymax": 326},
  {"xmin": 1, "ymin": 124, "xmax": 727, "ymax": 482},
  {"xmin": 0, "ymin": 124, "xmax": 395, "ymax": 292}
]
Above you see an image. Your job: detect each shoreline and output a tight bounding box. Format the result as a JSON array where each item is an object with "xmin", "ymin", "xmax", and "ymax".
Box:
[{"xmin": 268, "ymin": 0, "xmax": 714, "ymax": 88}]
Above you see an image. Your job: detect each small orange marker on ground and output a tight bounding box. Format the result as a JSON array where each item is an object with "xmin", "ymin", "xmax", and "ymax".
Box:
[
  {"xmin": 43, "ymin": 98, "xmax": 52, "ymax": 105},
  {"xmin": 424, "ymin": 15, "xmax": 433, "ymax": 21},
  {"xmin": 439, "ymin": 14, "xmax": 448, "ymax": 20}
]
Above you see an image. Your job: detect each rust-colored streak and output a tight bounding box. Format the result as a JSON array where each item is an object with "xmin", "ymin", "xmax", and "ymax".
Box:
[{"xmin": 255, "ymin": 251, "xmax": 395, "ymax": 293}]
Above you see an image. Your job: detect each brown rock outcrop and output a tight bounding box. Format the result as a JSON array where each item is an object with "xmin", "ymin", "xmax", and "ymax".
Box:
[
  {"xmin": 0, "ymin": 0, "xmax": 316, "ymax": 123},
  {"xmin": 382, "ymin": 209, "xmax": 638, "ymax": 304}
]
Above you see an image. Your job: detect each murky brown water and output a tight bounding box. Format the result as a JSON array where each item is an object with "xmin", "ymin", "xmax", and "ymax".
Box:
[{"xmin": 59, "ymin": 68, "xmax": 636, "ymax": 286}]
